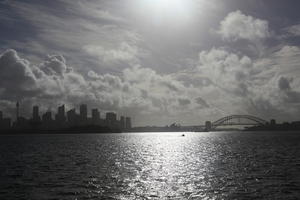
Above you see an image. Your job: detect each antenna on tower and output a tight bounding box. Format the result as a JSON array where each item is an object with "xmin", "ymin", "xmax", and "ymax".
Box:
[{"xmin": 16, "ymin": 101, "xmax": 20, "ymax": 121}]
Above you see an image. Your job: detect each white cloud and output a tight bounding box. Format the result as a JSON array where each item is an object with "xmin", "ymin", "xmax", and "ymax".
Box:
[
  {"xmin": 284, "ymin": 24, "xmax": 300, "ymax": 36},
  {"xmin": 83, "ymin": 42, "xmax": 140, "ymax": 64},
  {"xmin": 1, "ymin": 45, "xmax": 300, "ymax": 125},
  {"xmin": 195, "ymin": 45, "xmax": 300, "ymax": 121},
  {"xmin": 275, "ymin": 46, "xmax": 300, "ymax": 57},
  {"xmin": 247, "ymin": 46, "xmax": 300, "ymax": 119},
  {"xmin": 0, "ymin": 49, "xmax": 215, "ymax": 126},
  {"xmin": 198, "ymin": 47, "xmax": 253, "ymax": 96},
  {"xmin": 3, "ymin": 0, "xmax": 143, "ymax": 74},
  {"xmin": 218, "ymin": 10, "xmax": 270, "ymax": 41}
]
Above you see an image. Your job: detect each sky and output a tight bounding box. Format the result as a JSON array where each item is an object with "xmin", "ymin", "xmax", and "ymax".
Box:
[{"xmin": 0, "ymin": 0, "xmax": 300, "ymax": 126}]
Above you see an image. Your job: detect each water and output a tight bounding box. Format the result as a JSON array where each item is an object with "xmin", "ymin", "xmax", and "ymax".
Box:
[{"xmin": 0, "ymin": 132, "xmax": 299, "ymax": 200}]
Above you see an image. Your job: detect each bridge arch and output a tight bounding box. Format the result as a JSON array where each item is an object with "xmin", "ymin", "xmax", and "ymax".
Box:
[{"xmin": 211, "ymin": 115, "xmax": 267, "ymax": 129}]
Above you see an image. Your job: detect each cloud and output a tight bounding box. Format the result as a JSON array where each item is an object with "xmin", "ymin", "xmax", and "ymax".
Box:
[
  {"xmin": 218, "ymin": 10, "xmax": 270, "ymax": 41},
  {"xmin": 178, "ymin": 98, "xmax": 191, "ymax": 106},
  {"xmin": 278, "ymin": 76, "xmax": 292, "ymax": 91},
  {"xmin": 1, "ymin": 0, "xmax": 143, "ymax": 74},
  {"xmin": 195, "ymin": 97, "xmax": 209, "ymax": 108},
  {"xmin": 83, "ymin": 42, "xmax": 140, "ymax": 64},
  {"xmin": 247, "ymin": 46, "xmax": 300, "ymax": 119},
  {"xmin": 1, "ymin": 45, "xmax": 300, "ymax": 125},
  {"xmin": 198, "ymin": 47, "xmax": 253, "ymax": 96},
  {"xmin": 284, "ymin": 24, "xmax": 300, "ymax": 36},
  {"xmin": 0, "ymin": 49, "xmax": 39, "ymax": 100},
  {"xmin": 275, "ymin": 46, "xmax": 300, "ymax": 57},
  {"xmin": 0, "ymin": 49, "xmax": 218, "ymax": 126},
  {"xmin": 39, "ymin": 54, "xmax": 70, "ymax": 76},
  {"xmin": 195, "ymin": 45, "xmax": 300, "ymax": 121},
  {"xmin": 277, "ymin": 76, "xmax": 300, "ymax": 104}
]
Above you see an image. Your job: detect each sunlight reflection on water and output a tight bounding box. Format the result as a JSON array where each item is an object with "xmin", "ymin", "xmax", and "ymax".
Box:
[{"xmin": 0, "ymin": 132, "xmax": 299, "ymax": 199}]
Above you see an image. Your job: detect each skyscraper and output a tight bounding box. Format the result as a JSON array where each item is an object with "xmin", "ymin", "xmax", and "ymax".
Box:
[
  {"xmin": 120, "ymin": 116, "xmax": 125, "ymax": 130},
  {"xmin": 16, "ymin": 101, "xmax": 19, "ymax": 120},
  {"xmin": 0, "ymin": 118, "xmax": 11, "ymax": 130},
  {"xmin": 80, "ymin": 104, "xmax": 88, "ymax": 122},
  {"xmin": 270, "ymin": 119, "xmax": 276, "ymax": 126},
  {"xmin": 67, "ymin": 108, "xmax": 78, "ymax": 126},
  {"xmin": 32, "ymin": 106, "xmax": 41, "ymax": 122},
  {"xmin": 42, "ymin": 111, "xmax": 53, "ymax": 130},
  {"xmin": 92, "ymin": 108, "xmax": 100, "ymax": 124},
  {"xmin": 106, "ymin": 112, "xmax": 117, "ymax": 127},
  {"xmin": 42, "ymin": 111, "xmax": 52, "ymax": 122},
  {"xmin": 106, "ymin": 112, "xmax": 116, "ymax": 121},
  {"xmin": 125, "ymin": 117, "xmax": 132, "ymax": 129},
  {"xmin": 56, "ymin": 105, "xmax": 66, "ymax": 122}
]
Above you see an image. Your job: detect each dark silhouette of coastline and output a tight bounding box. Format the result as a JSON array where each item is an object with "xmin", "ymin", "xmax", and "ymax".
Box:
[
  {"xmin": 131, "ymin": 121, "xmax": 300, "ymax": 132},
  {"xmin": 131, "ymin": 123, "xmax": 184, "ymax": 132},
  {"xmin": 1, "ymin": 103, "xmax": 300, "ymax": 133},
  {"xmin": 0, "ymin": 125, "xmax": 122, "ymax": 134},
  {"xmin": 245, "ymin": 121, "xmax": 300, "ymax": 131}
]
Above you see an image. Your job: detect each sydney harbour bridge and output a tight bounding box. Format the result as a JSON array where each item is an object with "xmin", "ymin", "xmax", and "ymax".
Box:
[{"xmin": 203, "ymin": 115, "xmax": 269, "ymax": 131}]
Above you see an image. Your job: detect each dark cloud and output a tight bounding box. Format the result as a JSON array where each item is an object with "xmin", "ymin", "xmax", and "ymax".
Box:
[
  {"xmin": 0, "ymin": 49, "xmax": 39, "ymax": 100},
  {"xmin": 178, "ymin": 98, "xmax": 191, "ymax": 106},
  {"xmin": 278, "ymin": 76, "xmax": 291, "ymax": 91},
  {"xmin": 195, "ymin": 97, "xmax": 209, "ymax": 108},
  {"xmin": 278, "ymin": 76, "xmax": 300, "ymax": 104}
]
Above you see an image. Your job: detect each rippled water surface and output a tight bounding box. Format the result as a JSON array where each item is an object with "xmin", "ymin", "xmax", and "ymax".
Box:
[{"xmin": 0, "ymin": 132, "xmax": 300, "ymax": 199}]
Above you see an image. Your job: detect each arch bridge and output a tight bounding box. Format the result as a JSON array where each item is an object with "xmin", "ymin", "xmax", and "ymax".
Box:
[{"xmin": 208, "ymin": 115, "xmax": 268, "ymax": 130}]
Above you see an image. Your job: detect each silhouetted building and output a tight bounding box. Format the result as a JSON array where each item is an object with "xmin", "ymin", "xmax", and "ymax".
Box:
[
  {"xmin": 120, "ymin": 116, "xmax": 125, "ymax": 130},
  {"xmin": 92, "ymin": 108, "xmax": 100, "ymax": 125},
  {"xmin": 80, "ymin": 104, "xmax": 88, "ymax": 122},
  {"xmin": 205, "ymin": 121, "xmax": 212, "ymax": 131},
  {"xmin": 0, "ymin": 111, "xmax": 11, "ymax": 130},
  {"xmin": 55, "ymin": 104, "xmax": 66, "ymax": 121},
  {"xmin": 0, "ymin": 103, "xmax": 131, "ymax": 132},
  {"xmin": 14, "ymin": 117, "xmax": 29, "ymax": 129},
  {"xmin": 106, "ymin": 112, "xmax": 117, "ymax": 127},
  {"xmin": 16, "ymin": 102, "xmax": 20, "ymax": 121},
  {"xmin": 92, "ymin": 109, "xmax": 100, "ymax": 120},
  {"xmin": 270, "ymin": 119, "xmax": 276, "ymax": 126},
  {"xmin": 106, "ymin": 112, "xmax": 116, "ymax": 121},
  {"xmin": 125, "ymin": 117, "xmax": 132, "ymax": 129},
  {"xmin": 41, "ymin": 111, "xmax": 54, "ymax": 130},
  {"xmin": 292, "ymin": 121, "xmax": 300, "ymax": 126},
  {"xmin": 67, "ymin": 108, "xmax": 79, "ymax": 127},
  {"xmin": 42, "ymin": 111, "xmax": 52, "ymax": 122},
  {"xmin": 54, "ymin": 105, "xmax": 66, "ymax": 128},
  {"xmin": 32, "ymin": 106, "xmax": 41, "ymax": 122},
  {"xmin": 0, "ymin": 118, "xmax": 11, "ymax": 130}
]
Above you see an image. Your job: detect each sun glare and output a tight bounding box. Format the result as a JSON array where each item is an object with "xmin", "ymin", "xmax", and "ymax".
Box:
[{"xmin": 140, "ymin": 0, "xmax": 193, "ymax": 25}]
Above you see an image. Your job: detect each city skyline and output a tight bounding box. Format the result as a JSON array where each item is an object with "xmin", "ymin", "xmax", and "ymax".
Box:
[
  {"xmin": 2, "ymin": 101, "xmax": 300, "ymax": 132},
  {"xmin": 0, "ymin": 102, "xmax": 132, "ymax": 131}
]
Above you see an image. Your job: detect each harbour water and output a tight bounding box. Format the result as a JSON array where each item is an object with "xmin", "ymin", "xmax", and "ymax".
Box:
[{"xmin": 0, "ymin": 132, "xmax": 299, "ymax": 199}]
